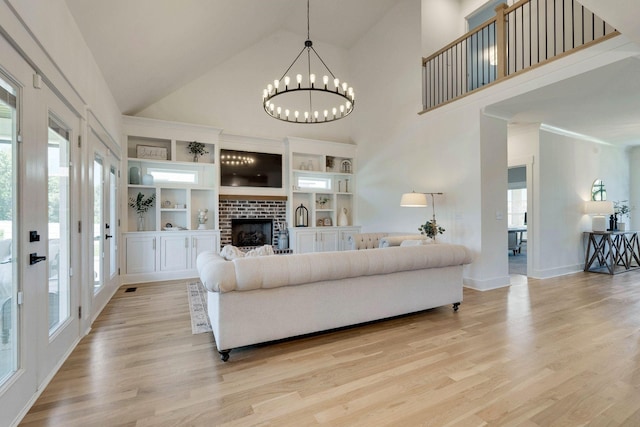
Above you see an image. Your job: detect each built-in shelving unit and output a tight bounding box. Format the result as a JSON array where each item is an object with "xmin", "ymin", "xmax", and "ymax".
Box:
[
  {"xmin": 285, "ymin": 137, "xmax": 360, "ymax": 253},
  {"xmin": 121, "ymin": 116, "xmax": 222, "ymax": 284}
]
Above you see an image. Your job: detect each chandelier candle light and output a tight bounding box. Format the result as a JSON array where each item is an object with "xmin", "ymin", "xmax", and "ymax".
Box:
[{"xmin": 262, "ymin": 0, "xmax": 355, "ymax": 123}]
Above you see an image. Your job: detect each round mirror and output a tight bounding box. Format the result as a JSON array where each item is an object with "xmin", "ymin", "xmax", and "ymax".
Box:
[{"xmin": 591, "ymin": 179, "xmax": 606, "ymax": 201}]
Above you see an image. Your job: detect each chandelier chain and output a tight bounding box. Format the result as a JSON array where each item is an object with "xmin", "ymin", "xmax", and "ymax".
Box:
[{"xmin": 307, "ymin": 0, "xmax": 310, "ymax": 40}]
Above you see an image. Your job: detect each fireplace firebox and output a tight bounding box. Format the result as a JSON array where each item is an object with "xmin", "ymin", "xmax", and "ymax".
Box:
[{"xmin": 231, "ymin": 219, "xmax": 273, "ymax": 247}]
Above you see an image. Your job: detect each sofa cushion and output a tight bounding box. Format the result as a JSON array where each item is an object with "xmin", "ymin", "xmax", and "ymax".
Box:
[
  {"xmin": 379, "ymin": 235, "xmax": 429, "ymax": 247},
  {"xmin": 197, "ymin": 251, "xmax": 237, "ymax": 293},
  {"xmin": 347, "ymin": 233, "xmax": 388, "ymax": 250},
  {"xmin": 198, "ymin": 243, "xmax": 472, "ymax": 293}
]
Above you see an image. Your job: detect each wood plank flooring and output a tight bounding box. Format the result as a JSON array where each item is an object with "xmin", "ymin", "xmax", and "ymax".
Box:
[{"xmin": 20, "ymin": 272, "xmax": 640, "ymax": 426}]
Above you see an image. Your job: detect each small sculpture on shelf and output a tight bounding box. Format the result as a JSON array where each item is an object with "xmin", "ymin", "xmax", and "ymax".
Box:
[
  {"xmin": 338, "ymin": 208, "xmax": 349, "ymax": 226},
  {"xmin": 128, "ymin": 192, "xmax": 156, "ymax": 231},
  {"xmin": 187, "ymin": 141, "xmax": 208, "ymax": 162},
  {"xmin": 197, "ymin": 209, "xmax": 209, "ymax": 230}
]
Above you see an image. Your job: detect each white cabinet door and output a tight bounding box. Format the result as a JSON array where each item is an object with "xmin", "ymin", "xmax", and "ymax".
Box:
[
  {"xmin": 338, "ymin": 227, "xmax": 362, "ymax": 251},
  {"xmin": 125, "ymin": 235, "xmax": 157, "ymax": 274},
  {"xmin": 190, "ymin": 233, "xmax": 218, "ymax": 268},
  {"xmin": 160, "ymin": 235, "xmax": 189, "ymax": 272},
  {"xmin": 317, "ymin": 230, "xmax": 339, "ymax": 252},
  {"xmin": 293, "ymin": 229, "xmax": 317, "ymax": 253}
]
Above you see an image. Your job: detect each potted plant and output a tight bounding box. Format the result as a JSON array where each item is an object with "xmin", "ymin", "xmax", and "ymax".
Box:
[
  {"xmin": 128, "ymin": 192, "xmax": 156, "ymax": 231},
  {"xmin": 614, "ymin": 200, "xmax": 632, "ymax": 231},
  {"xmin": 316, "ymin": 196, "xmax": 329, "ymax": 208},
  {"xmin": 419, "ymin": 219, "xmax": 445, "ymax": 240},
  {"xmin": 187, "ymin": 141, "xmax": 208, "ymax": 162}
]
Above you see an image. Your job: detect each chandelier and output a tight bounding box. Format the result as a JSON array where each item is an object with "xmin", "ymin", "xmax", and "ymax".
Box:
[{"xmin": 262, "ymin": 0, "xmax": 355, "ymax": 124}]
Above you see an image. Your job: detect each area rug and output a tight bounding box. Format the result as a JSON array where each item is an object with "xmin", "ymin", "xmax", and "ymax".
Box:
[{"xmin": 187, "ymin": 281, "xmax": 212, "ymax": 334}]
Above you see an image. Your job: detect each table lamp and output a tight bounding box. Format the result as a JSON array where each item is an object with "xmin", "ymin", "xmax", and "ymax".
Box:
[{"xmin": 584, "ymin": 200, "xmax": 614, "ymax": 232}]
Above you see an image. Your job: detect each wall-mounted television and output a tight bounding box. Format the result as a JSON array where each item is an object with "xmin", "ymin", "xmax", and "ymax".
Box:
[{"xmin": 220, "ymin": 149, "xmax": 283, "ymax": 188}]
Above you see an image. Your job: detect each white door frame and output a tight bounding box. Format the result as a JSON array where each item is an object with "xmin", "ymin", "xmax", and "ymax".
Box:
[
  {"xmin": 37, "ymin": 84, "xmax": 82, "ymax": 386},
  {"xmin": 89, "ymin": 133, "xmax": 120, "ymax": 321}
]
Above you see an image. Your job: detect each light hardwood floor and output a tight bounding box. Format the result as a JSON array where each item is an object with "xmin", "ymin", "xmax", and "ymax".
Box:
[{"xmin": 21, "ymin": 272, "xmax": 640, "ymax": 426}]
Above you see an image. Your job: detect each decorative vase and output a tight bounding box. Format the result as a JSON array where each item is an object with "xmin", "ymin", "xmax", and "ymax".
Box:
[
  {"xmin": 193, "ymin": 154, "xmax": 199, "ymax": 162},
  {"xmin": 129, "ymin": 166, "xmax": 140, "ymax": 185},
  {"xmin": 338, "ymin": 208, "xmax": 348, "ymax": 226},
  {"xmin": 137, "ymin": 213, "xmax": 145, "ymax": 231},
  {"xmin": 278, "ymin": 231, "xmax": 289, "ymax": 249},
  {"xmin": 142, "ymin": 174, "xmax": 154, "ymax": 186}
]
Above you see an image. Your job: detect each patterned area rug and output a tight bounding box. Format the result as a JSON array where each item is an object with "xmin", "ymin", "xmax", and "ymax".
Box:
[{"xmin": 187, "ymin": 282, "xmax": 212, "ymax": 334}]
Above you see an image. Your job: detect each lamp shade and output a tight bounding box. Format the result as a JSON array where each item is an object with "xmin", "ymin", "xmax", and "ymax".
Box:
[
  {"xmin": 584, "ymin": 200, "xmax": 614, "ymax": 215},
  {"xmin": 584, "ymin": 200, "xmax": 614, "ymax": 232},
  {"xmin": 400, "ymin": 192, "xmax": 428, "ymax": 207}
]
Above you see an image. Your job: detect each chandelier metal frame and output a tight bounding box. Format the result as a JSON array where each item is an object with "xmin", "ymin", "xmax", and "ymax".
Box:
[{"xmin": 262, "ymin": 0, "xmax": 355, "ymax": 124}]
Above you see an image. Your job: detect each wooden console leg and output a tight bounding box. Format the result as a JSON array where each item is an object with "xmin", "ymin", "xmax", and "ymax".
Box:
[
  {"xmin": 452, "ymin": 302, "xmax": 460, "ymax": 312},
  {"xmin": 219, "ymin": 350, "xmax": 230, "ymax": 362}
]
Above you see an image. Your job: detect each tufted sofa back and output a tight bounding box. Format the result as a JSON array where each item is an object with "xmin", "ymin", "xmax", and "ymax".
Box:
[
  {"xmin": 197, "ymin": 244, "xmax": 473, "ymax": 293},
  {"xmin": 346, "ymin": 233, "xmax": 389, "ymax": 250}
]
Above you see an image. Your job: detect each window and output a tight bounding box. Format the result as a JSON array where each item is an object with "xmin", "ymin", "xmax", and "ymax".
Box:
[
  {"xmin": 508, "ymin": 188, "xmax": 527, "ymax": 227},
  {"xmin": 297, "ymin": 176, "xmax": 332, "ymax": 190},
  {"xmin": 147, "ymin": 168, "xmax": 197, "ymax": 184}
]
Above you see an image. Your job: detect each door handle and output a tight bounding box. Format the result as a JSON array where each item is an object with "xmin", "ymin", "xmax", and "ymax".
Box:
[
  {"xmin": 105, "ymin": 234, "xmax": 113, "ymax": 239},
  {"xmin": 29, "ymin": 253, "xmax": 47, "ymax": 265}
]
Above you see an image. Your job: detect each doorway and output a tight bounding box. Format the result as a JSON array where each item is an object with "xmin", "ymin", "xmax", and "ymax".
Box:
[{"xmin": 508, "ymin": 165, "xmax": 528, "ymax": 276}]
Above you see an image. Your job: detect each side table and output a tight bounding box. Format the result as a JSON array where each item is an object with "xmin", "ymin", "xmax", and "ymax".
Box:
[{"xmin": 583, "ymin": 231, "xmax": 640, "ymax": 274}]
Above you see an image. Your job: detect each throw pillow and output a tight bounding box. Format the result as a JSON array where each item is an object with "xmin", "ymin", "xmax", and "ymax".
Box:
[
  {"xmin": 245, "ymin": 245, "xmax": 275, "ymax": 257},
  {"xmin": 220, "ymin": 245, "xmax": 245, "ymax": 261}
]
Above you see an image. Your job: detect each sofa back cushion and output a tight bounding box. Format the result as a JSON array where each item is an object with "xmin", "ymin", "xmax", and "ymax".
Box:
[
  {"xmin": 196, "ymin": 243, "xmax": 472, "ymax": 293},
  {"xmin": 347, "ymin": 233, "xmax": 388, "ymax": 250}
]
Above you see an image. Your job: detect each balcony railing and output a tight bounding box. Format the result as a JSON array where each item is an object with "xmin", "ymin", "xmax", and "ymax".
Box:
[{"xmin": 421, "ymin": 0, "xmax": 618, "ymax": 112}]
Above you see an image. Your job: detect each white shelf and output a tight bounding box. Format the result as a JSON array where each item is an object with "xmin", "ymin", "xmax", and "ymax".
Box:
[
  {"xmin": 286, "ymin": 138, "xmax": 357, "ymax": 239},
  {"xmin": 123, "ymin": 117, "xmax": 220, "ymax": 234}
]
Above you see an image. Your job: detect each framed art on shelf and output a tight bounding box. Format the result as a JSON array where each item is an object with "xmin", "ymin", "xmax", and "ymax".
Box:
[{"xmin": 137, "ymin": 145, "xmax": 168, "ymax": 161}]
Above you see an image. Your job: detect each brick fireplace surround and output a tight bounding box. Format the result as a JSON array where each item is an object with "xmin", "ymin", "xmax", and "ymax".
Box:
[{"xmin": 218, "ymin": 196, "xmax": 287, "ymax": 249}]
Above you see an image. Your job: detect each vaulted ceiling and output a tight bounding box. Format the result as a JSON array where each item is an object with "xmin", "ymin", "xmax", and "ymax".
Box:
[
  {"xmin": 64, "ymin": 0, "xmax": 401, "ymax": 115},
  {"xmin": 64, "ymin": 0, "xmax": 640, "ymax": 147}
]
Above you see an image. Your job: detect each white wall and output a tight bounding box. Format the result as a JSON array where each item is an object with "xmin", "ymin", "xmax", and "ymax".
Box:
[
  {"xmin": 535, "ymin": 127, "xmax": 629, "ymax": 277},
  {"xmin": 421, "ymin": 0, "xmax": 464, "ymax": 56},
  {"xmin": 578, "ymin": 0, "xmax": 640, "ymax": 46},
  {"xmin": 630, "ymin": 146, "xmax": 640, "ymax": 229},
  {"xmin": 5, "ymin": 0, "xmax": 121, "ymax": 140},
  {"xmin": 509, "ymin": 123, "xmax": 630, "ymax": 278},
  {"xmin": 137, "ymin": 29, "xmax": 353, "ymax": 143}
]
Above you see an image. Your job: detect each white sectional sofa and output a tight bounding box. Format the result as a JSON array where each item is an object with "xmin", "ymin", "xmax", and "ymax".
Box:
[{"xmin": 197, "ymin": 244, "xmax": 472, "ymax": 361}]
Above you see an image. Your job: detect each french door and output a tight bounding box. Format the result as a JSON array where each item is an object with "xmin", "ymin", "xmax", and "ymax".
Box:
[
  {"xmin": 0, "ymin": 34, "xmax": 82, "ymax": 425},
  {"xmin": 39, "ymin": 90, "xmax": 81, "ymax": 379},
  {"xmin": 91, "ymin": 138, "xmax": 119, "ymax": 317}
]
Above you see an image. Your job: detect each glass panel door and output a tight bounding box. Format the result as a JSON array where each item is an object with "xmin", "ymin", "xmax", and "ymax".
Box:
[
  {"xmin": 0, "ymin": 74, "xmax": 18, "ymax": 385},
  {"xmin": 93, "ymin": 156, "xmax": 103, "ymax": 292},
  {"xmin": 109, "ymin": 165, "xmax": 117, "ymax": 278},
  {"xmin": 47, "ymin": 117, "xmax": 70, "ymax": 332}
]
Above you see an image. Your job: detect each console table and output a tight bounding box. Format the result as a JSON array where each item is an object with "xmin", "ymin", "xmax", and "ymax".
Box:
[{"xmin": 583, "ymin": 231, "xmax": 640, "ymax": 274}]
